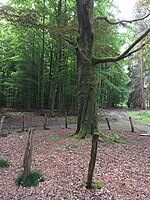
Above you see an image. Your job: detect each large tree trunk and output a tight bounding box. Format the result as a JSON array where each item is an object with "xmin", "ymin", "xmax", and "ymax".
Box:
[{"xmin": 75, "ymin": 0, "xmax": 98, "ymax": 138}]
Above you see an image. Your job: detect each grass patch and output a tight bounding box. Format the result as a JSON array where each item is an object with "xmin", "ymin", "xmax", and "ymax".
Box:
[
  {"xmin": 0, "ymin": 158, "xmax": 10, "ymax": 168},
  {"xmin": 110, "ymin": 133, "xmax": 124, "ymax": 143},
  {"xmin": 91, "ymin": 181, "xmax": 105, "ymax": 189},
  {"xmin": 15, "ymin": 171, "xmax": 44, "ymax": 187},
  {"xmin": 70, "ymin": 143, "xmax": 79, "ymax": 149},
  {"xmin": 48, "ymin": 135, "xmax": 60, "ymax": 141},
  {"xmin": 99, "ymin": 132, "xmax": 125, "ymax": 144},
  {"xmin": 126, "ymin": 110, "xmax": 150, "ymax": 123}
]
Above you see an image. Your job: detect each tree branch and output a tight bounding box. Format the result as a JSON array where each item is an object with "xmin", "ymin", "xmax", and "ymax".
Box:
[
  {"xmin": 93, "ymin": 27, "xmax": 150, "ymax": 65},
  {"xmin": 95, "ymin": 13, "xmax": 150, "ymax": 26}
]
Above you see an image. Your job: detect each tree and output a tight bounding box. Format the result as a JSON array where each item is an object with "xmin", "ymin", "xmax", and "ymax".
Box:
[
  {"xmin": 128, "ymin": 0, "xmax": 150, "ymax": 109},
  {"xmin": 75, "ymin": 0, "xmax": 150, "ymax": 138},
  {"xmin": 0, "ymin": 0, "xmax": 149, "ymax": 132}
]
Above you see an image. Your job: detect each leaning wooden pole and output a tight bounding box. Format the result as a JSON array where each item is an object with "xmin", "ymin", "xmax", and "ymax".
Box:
[
  {"xmin": 22, "ymin": 115, "xmax": 25, "ymax": 132},
  {"xmin": 106, "ymin": 117, "xmax": 111, "ymax": 130},
  {"xmin": 129, "ymin": 117, "xmax": 134, "ymax": 132},
  {"xmin": 86, "ymin": 133, "xmax": 99, "ymax": 189},
  {"xmin": 65, "ymin": 112, "xmax": 68, "ymax": 129},
  {"xmin": 22, "ymin": 129, "xmax": 34, "ymax": 183}
]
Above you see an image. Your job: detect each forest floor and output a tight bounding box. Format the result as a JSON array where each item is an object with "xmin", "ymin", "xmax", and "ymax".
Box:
[{"xmin": 0, "ymin": 109, "xmax": 150, "ymax": 200}]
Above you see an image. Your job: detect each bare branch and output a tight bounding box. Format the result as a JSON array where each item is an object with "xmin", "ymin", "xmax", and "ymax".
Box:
[
  {"xmin": 92, "ymin": 27, "xmax": 150, "ymax": 65},
  {"xmin": 95, "ymin": 13, "xmax": 150, "ymax": 26}
]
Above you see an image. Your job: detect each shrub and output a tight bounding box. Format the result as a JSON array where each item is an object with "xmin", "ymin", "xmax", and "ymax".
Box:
[
  {"xmin": 15, "ymin": 171, "xmax": 44, "ymax": 187},
  {"xmin": 0, "ymin": 159, "xmax": 10, "ymax": 168}
]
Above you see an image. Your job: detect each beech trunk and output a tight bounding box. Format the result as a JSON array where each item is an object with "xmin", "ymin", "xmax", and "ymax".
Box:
[{"xmin": 75, "ymin": 0, "xmax": 98, "ymax": 138}]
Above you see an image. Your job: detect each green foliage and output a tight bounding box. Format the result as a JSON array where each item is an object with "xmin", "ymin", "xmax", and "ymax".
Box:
[
  {"xmin": 126, "ymin": 111, "xmax": 150, "ymax": 123},
  {"xmin": 15, "ymin": 171, "xmax": 44, "ymax": 187},
  {"xmin": 0, "ymin": 158, "xmax": 10, "ymax": 168},
  {"xmin": 91, "ymin": 181, "xmax": 105, "ymax": 189},
  {"xmin": 48, "ymin": 135, "xmax": 60, "ymax": 141},
  {"xmin": 0, "ymin": 0, "xmax": 132, "ymax": 110}
]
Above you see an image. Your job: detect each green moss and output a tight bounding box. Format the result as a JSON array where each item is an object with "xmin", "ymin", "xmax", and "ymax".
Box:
[
  {"xmin": 0, "ymin": 159, "xmax": 10, "ymax": 168},
  {"xmin": 74, "ymin": 130, "xmax": 87, "ymax": 139},
  {"xmin": 15, "ymin": 171, "xmax": 44, "ymax": 187}
]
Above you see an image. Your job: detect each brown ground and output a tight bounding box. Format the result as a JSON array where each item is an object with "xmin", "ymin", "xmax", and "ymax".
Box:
[{"xmin": 0, "ymin": 110, "xmax": 150, "ymax": 200}]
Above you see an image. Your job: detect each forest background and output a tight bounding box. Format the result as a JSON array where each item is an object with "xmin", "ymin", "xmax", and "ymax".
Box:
[{"xmin": 0, "ymin": 0, "xmax": 149, "ymax": 116}]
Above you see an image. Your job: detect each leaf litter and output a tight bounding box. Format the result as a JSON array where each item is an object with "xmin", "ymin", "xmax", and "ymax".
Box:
[{"xmin": 0, "ymin": 111, "xmax": 150, "ymax": 200}]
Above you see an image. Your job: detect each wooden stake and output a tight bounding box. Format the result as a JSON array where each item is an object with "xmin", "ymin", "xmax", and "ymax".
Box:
[
  {"xmin": 43, "ymin": 115, "xmax": 48, "ymax": 130},
  {"xmin": 106, "ymin": 117, "xmax": 111, "ymax": 130},
  {"xmin": 86, "ymin": 133, "xmax": 99, "ymax": 189},
  {"xmin": 22, "ymin": 129, "xmax": 34, "ymax": 183},
  {"xmin": 0, "ymin": 116, "xmax": 5, "ymax": 132},
  {"xmin": 129, "ymin": 117, "xmax": 134, "ymax": 132},
  {"xmin": 65, "ymin": 112, "xmax": 68, "ymax": 129},
  {"xmin": 22, "ymin": 115, "xmax": 25, "ymax": 132}
]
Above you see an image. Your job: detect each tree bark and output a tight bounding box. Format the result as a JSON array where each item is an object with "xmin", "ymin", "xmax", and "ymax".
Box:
[{"xmin": 75, "ymin": 0, "xmax": 98, "ymax": 137}]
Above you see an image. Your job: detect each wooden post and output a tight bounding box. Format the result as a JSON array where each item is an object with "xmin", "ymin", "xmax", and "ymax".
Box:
[
  {"xmin": 22, "ymin": 115, "xmax": 25, "ymax": 132},
  {"xmin": 86, "ymin": 133, "xmax": 99, "ymax": 189},
  {"xmin": 65, "ymin": 112, "xmax": 68, "ymax": 129},
  {"xmin": 106, "ymin": 117, "xmax": 111, "ymax": 130},
  {"xmin": 0, "ymin": 116, "xmax": 5, "ymax": 132},
  {"xmin": 43, "ymin": 115, "xmax": 48, "ymax": 130},
  {"xmin": 129, "ymin": 117, "xmax": 134, "ymax": 132},
  {"xmin": 22, "ymin": 129, "xmax": 34, "ymax": 183}
]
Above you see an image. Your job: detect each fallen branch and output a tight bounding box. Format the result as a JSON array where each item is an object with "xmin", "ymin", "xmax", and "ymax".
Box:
[{"xmin": 140, "ymin": 134, "xmax": 150, "ymax": 136}]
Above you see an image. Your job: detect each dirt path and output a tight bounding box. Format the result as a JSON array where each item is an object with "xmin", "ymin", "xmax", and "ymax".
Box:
[{"xmin": 98, "ymin": 109, "xmax": 150, "ymax": 134}]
